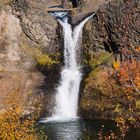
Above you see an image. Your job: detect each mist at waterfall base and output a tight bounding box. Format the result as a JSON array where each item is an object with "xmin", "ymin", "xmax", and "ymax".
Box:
[{"xmin": 41, "ymin": 12, "xmax": 95, "ymax": 122}]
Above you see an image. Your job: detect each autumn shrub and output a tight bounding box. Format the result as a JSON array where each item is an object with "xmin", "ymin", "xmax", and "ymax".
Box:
[
  {"xmin": 115, "ymin": 48, "xmax": 140, "ymax": 134},
  {"xmin": 0, "ymin": 89, "xmax": 45, "ymax": 140},
  {"xmin": 21, "ymin": 44, "xmax": 59, "ymax": 67},
  {"xmin": 112, "ymin": 47, "xmax": 140, "ymax": 110},
  {"xmin": 98, "ymin": 47, "xmax": 140, "ymax": 140},
  {"xmin": 98, "ymin": 127, "xmax": 118, "ymax": 140}
]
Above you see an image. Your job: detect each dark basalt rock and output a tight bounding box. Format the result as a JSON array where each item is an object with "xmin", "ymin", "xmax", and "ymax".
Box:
[
  {"xmin": 70, "ymin": 0, "xmax": 79, "ymax": 8},
  {"xmin": 82, "ymin": 0, "xmax": 140, "ymax": 55}
]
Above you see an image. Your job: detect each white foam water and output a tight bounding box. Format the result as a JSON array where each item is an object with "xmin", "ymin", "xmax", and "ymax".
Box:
[{"xmin": 42, "ymin": 13, "xmax": 94, "ymax": 122}]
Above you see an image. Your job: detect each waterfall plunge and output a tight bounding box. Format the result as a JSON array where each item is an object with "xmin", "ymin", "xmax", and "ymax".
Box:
[{"xmin": 46, "ymin": 13, "xmax": 94, "ymax": 122}]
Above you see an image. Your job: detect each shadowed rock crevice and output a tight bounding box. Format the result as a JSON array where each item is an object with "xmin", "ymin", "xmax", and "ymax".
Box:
[{"xmin": 70, "ymin": 0, "xmax": 79, "ymax": 7}]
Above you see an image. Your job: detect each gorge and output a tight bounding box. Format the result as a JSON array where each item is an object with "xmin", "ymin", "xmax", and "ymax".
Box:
[{"xmin": 0, "ymin": 0, "xmax": 140, "ymax": 139}]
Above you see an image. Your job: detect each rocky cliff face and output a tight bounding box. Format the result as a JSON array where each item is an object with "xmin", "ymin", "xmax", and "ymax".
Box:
[
  {"xmin": 79, "ymin": 0, "xmax": 140, "ymax": 120},
  {"xmin": 0, "ymin": 0, "xmax": 108, "ymax": 115},
  {"xmin": 11, "ymin": 0, "xmax": 60, "ymax": 53},
  {"xmin": 0, "ymin": 8, "xmax": 44, "ymax": 112},
  {"xmin": 0, "ymin": 0, "xmax": 64, "ymax": 114},
  {"xmin": 0, "ymin": 0, "xmax": 139, "ymax": 119}
]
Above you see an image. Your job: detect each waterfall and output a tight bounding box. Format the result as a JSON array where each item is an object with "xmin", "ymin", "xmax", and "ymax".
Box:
[{"xmin": 45, "ymin": 12, "xmax": 94, "ymax": 122}]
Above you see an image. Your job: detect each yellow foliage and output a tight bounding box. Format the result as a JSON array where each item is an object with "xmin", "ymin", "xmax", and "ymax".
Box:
[
  {"xmin": 0, "ymin": 89, "xmax": 43, "ymax": 140},
  {"xmin": 87, "ymin": 52, "xmax": 112, "ymax": 68},
  {"xmin": 113, "ymin": 60, "xmax": 120, "ymax": 69},
  {"xmin": 136, "ymin": 100, "xmax": 140, "ymax": 109},
  {"xmin": 35, "ymin": 53, "xmax": 55, "ymax": 66},
  {"xmin": 21, "ymin": 44, "xmax": 58, "ymax": 66}
]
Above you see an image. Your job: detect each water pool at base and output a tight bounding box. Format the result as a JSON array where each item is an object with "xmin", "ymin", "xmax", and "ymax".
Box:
[{"xmin": 39, "ymin": 119, "xmax": 140, "ymax": 140}]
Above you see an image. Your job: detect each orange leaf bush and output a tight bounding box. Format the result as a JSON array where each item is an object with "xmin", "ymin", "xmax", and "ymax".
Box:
[
  {"xmin": 0, "ymin": 89, "xmax": 44, "ymax": 140},
  {"xmin": 116, "ymin": 59, "xmax": 140, "ymax": 95}
]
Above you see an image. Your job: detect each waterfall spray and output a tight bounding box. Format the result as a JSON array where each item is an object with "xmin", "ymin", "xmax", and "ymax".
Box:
[{"xmin": 45, "ymin": 12, "xmax": 94, "ymax": 122}]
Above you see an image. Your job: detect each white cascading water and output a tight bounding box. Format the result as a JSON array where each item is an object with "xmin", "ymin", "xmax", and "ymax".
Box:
[{"xmin": 45, "ymin": 13, "xmax": 94, "ymax": 122}]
